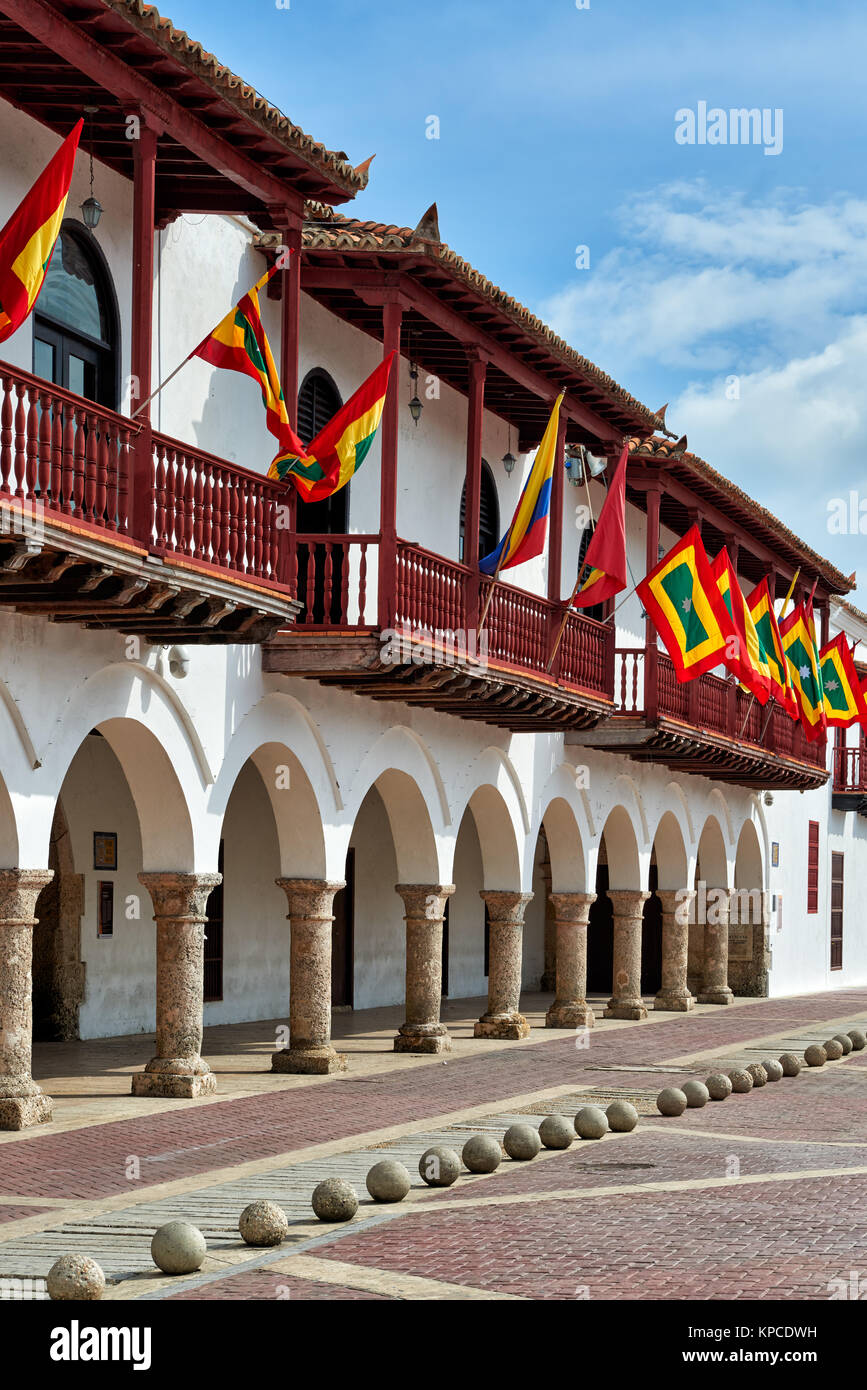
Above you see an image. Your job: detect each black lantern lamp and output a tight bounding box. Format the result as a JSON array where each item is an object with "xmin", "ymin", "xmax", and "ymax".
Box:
[
  {"xmin": 408, "ymin": 361, "xmax": 422, "ymax": 425},
  {"xmin": 80, "ymin": 106, "xmax": 103, "ymax": 230}
]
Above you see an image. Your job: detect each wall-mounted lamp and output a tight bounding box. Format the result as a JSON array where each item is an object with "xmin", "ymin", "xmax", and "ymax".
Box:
[
  {"xmin": 502, "ymin": 421, "xmax": 517, "ymax": 475},
  {"xmin": 407, "ymin": 361, "xmax": 422, "ymax": 425},
  {"xmin": 80, "ymin": 106, "xmax": 103, "ymax": 229}
]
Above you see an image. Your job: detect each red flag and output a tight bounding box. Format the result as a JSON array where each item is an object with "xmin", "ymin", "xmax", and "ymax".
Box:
[{"xmin": 571, "ymin": 444, "xmax": 628, "ymax": 608}]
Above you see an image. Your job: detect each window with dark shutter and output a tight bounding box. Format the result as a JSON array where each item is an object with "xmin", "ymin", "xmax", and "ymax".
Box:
[
  {"xmin": 807, "ymin": 821, "xmax": 820, "ymax": 914},
  {"xmin": 577, "ymin": 518, "xmax": 605, "ymax": 621},
  {"xmin": 295, "ymin": 369, "xmax": 347, "ymax": 537},
  {"xmin": 830, "ymin": 852, "xmax": 843, "ymax": 971},
  {"xmin": 459, "ymin": 463, "xmax": 500, "ymax": 562}
]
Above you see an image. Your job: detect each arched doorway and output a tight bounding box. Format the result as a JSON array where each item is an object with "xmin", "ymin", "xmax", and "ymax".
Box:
[
  {"xmin": 459, "ymin": 461, "xmax": 500, "ymax": 562},
  {"xmin": 731, "ymin": 820, "xmax": 767, "ymax": 997},
  {"xmin": 32, "ymin": 798, "xmax": 85, "ymax": 1041},
  {"xmin": 33, "ymin": 221, "xmax": 119, "ymax": 408},
  {"xmin": 294, "ymin": 367, "xmax": 345, "ymax": 621},
  {"xmin": 641, "ymin": 855, "xmax": 662, "ymax": 995}
]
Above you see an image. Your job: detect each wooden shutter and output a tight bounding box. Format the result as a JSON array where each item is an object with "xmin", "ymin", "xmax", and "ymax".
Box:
[
  {"xmin": 297, "ymin": 370, "xmax": 341, "ymax": 448},
  {"xmin": 807, "ymin": 821, "xmax": 820, "ymax": 914},
  {"xmin": 830, "ymin": 851, "xmax": 843, "ymax": 971}
]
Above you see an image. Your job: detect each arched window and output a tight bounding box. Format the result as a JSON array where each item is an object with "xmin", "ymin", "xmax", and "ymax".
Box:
[
  {"xmin": 296, "ymin": 367, "xmax": 346, "ymax": 534},
  {"xmin": 459, "ymin": 461, "xmax": 500, "ymax": 563},
  {"xmin": 577, "ymin": 518, "xmax": 606, "ymax": 622},
  {"xmin": 33, "ymin": 222, "xmax": 119, "ymax": 409}
]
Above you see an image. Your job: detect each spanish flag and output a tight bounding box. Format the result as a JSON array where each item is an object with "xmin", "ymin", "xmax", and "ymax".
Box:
[
  {"xmin": 194, "ymin": 266, "xmax": 297, "ymax": 452},
  {"xmin": 746, "ymin": 578, "xmax": 798, "ymax": 718},
  {"xmin": 710, "ymin": 548, "xmax": 770, "ymax": 703},
  {"xmin": 636, "ymin": 524, "xmax": 736, "ymax": 682},
  {"xmin": 819, "ymin": 632, "xmax": 867, "ymax": 728},
  {"xmin": 780, "ymin": 601, "xmax": 826, "ymax": 742},
  {"xmin": 572, "ymin": 443, "xmax": 628, "ymax": 608},
  {"xmin": 480, "ymin": 393, "xmax": 563, "ymax": 575},
  {"xmin": 0, "ymin": 120, "xmax": 82, "ymax": 344},
  {"xmin": 269, "ymin": 352, "xmax": 395, "ymax": 501}
]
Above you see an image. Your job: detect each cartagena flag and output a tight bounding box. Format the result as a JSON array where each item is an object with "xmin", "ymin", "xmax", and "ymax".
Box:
[
  {"xmin": 780, "ymin": 601, "xmax": 826, "ymax": 742},
  {"xmin": 746, "ymin": 578, "xmax": 798, "ymax": 718},
  {"xmin": 0, "ymin": 119, "xmax": 82, "ymax": 343},
  {"xmin": 572, "ymin": 443, "xmax": 628, "ymax": 608},
  {"xmin": 636, "ymin": 524, "xmax": 736, "ymax": 683},
  {"xmin": 819, "ymin": 632, "xmax": 867, "ymax": 728},
  {"xmin": 194, "ymin": 266, "xmax": 298, "ymax": 452},
  {"xmin": 269, "ymin": 352, "xmax": 395, "ymax": 501},
  {"xmin": 710, "ymin": 548, "xmax": 770, "ymax": 703},
  {"xmin": 480, "ymin": 393, "xmax": 563, "ymax": 575}
]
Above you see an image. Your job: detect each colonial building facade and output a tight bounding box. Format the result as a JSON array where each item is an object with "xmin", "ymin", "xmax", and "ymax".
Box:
[{"xmin": 0, "ymin": 0, "xmax": 864, "ymax": 1129}]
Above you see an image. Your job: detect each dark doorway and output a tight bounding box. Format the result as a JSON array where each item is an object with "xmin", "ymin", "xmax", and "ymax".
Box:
[
  {"xmin": 641, "ymin": 861, "xmax": 663, "ymax": 995},
  {"xmin": 295, "ymin": 369, "xmax": 347, "ymax": 623},
  {"xmin": 332, "ymin": 848, "xmax": 355, "ymax": 1007},
  {"xmin": 442, "ymin": 895, "xmax": 450, "ymax": 997},
  {"xmin": 586, "ymin": 861, "xmax": 613, "ymax": 993},
  {"xmin": 204, "ymin": 841, "xmax": 224, "ymax": 1003},
  {"xmin": 33, "ymin": 223, "xmax": 119, "ymax": 409},
  {"xmin": 459, "ymin": 462, "xmax": 500, "ymax": 563}
]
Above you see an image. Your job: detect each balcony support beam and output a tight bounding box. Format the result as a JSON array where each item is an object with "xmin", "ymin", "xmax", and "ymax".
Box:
[{"xmin": 130, "ymin": 116, "xmax": 157, "ymax": 547}]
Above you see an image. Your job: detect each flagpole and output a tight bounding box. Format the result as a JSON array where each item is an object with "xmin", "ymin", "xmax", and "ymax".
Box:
[
  {"xmin": 759, "ymin": 695, "xmax": 777, "ymax": 742},
  {"xmin": 545, "ymin": 560, "xmax": 590, "ymax": 672},
  {"xmin": 738, "ymin": 693, "xmax": 756, "ymax": 739},
  {"xmin": 129, "ymin": 350, "xmax": 196, "ymax": 420},
  {"xmin": 477, "ymin": 558, "xmax": 504, "ymax": 638}
]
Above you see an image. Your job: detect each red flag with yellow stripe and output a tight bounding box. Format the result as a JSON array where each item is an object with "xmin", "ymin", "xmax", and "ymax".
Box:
[{"xmin": 0, "ymin": 120, "xmax": 82, "ymax": 343}]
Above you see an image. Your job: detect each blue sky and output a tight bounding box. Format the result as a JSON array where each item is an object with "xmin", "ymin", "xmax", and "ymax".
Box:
[{"xmin": 168, "ymin": 0, "xmax": 867, "ymax": 587}]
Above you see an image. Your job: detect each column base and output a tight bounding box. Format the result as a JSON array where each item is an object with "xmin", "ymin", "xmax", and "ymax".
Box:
[
  {"xmin": 0, "ymin": 1093, "xmax": 53, "ymax": 1130},
  {"xmin": 546, "ymin": 1001, "xmax": 595, "ymax": 1029},
  {"xmin": 697, "ymin": 988, "xmax": 734, "ymax": 1006},
  {"xmin": 604, "ymin": 999, "xmax": 648, "ymax": 1021},
  {"xmin": 271, "ymin": 1045, "xmax": 347, "ymax": 1075},
  {"xmin": 474, "ymin": 1013, "xmax": 530, "ymax": 1040},
  {"xmin": 394, "ymin": 1029, "xmax": 451, "ymax": 1055},
  {"xmin": 131, "ymin": 1056, "xmax": 217, "ymax": 1098},
  {"xmin": 654, "ymin": 991, "xmax": 696, "ymax": 1012}
]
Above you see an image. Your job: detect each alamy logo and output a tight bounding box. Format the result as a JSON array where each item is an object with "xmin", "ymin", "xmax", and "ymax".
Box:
[
  {"xmin": 50, "ymin": 1320, "xmax": 152, "ymax": 1371},
  {"xmin": 675, "ymin": 102, "xmax": 783, "ymax": 156}
]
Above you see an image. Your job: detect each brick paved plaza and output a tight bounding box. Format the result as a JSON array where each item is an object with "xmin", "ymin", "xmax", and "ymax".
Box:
[{"xmin": 2, "ymin": 987, "xmax": 866, "ymax": 1311}]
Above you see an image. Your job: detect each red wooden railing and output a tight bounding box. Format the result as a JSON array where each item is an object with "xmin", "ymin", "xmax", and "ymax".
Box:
[
  {"xmin": 395, "ymin": 542, "xmax": 467, "ymax": 635},
  {"xmin": 833, "ymin": 745, "xmax": 867, "ymax": 793},
  {"xmin": 0, "ymin": 364, "xmax": 132, "ymax": 535},
  {"xmin": 291, "ymin": 533, "xmax": 378, "ymax": 627},
  {"xmin": 614, "ymin": 647, "xmax": 827, "ymax": 768}
]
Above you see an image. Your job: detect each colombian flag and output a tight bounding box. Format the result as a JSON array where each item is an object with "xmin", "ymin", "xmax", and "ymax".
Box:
[
  {"xmin": 0, "ymin": 120, "xmax": 82, "ymax": 344},
  {"xmin": 780, "ymin": 602, "xmax": 826, "ymax": 742},
  {"xmin": 710, "ymin": 548, "xmax": 770, "ymax": 703},
  {"xmin": 819, "ymin": 632, "xmax": 867, "ymax": 728},
  {"xmin": 572, "ymin": 443, "xmax": 628, "ymax": 608},
  {"xmin": 480, "ymin": 393, "xmax": 563, "ymax": 575},
  {"xmin": 637, "ymin": 524, "xmax": 736, "ymax": 683},
  {"xmin": 746, "ymin": 578, "xmax": 798, "ymax": 718},
  {"xmin": 269, "ymin": 352, "xmax": 395, "ymax": 501},
  {"xmin": 194, "ymin": 266, "xmax": 297, "ymax": 452}
]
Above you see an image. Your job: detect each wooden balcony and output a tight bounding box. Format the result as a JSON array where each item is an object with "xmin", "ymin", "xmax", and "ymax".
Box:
[
  {"xmin": 831, "ymin": 746, "xmax": 867, "ymax": 814},
  {"xmin": 569, "ymin": 648, "xmax": 829, "ymax": 790},
  {"xmin": 0, "ymin": 362, "xmax": 298, "ymax": 641},
  {"xmin": 263, "ymin": 537, "xmax": 615, "ymax": 730}
]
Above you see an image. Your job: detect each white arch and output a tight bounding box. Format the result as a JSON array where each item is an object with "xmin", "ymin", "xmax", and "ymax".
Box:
[
  {"xmin": 600, "ymin": 804, "xmax": 642, "ymax": 889},
  {"xmin": 540, "ymin": 795, "xmax": 588, "ymax": 893},
  {"xmin": 696, "ymin": 813, "xmax": 731, "ymax": 889},
  {"xmin": 734, "ymin": 817, "xmax": 764, "ymax": 891},
  {"xmin": 0, "ymin": 675, "xmax": 39, "ymax": 769},
  {"xmin": 651, "ymin": 808, "xmax": 689, "ymax": 890}
]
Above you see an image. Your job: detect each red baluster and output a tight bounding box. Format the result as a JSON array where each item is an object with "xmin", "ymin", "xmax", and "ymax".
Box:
[
  {"xmin": 25, "ymin": 389, "xmax": 39, "ymax": 498},
  {"xmin": 340, "ymin": 539, "xmax": 350, "ymax": 623},
  {"xmin": 358, "ymin": 542, "xmax": 368, "ymax": 624},
  {"xmin": 13, "ymin": 382, "xmax": 26, "ymax": 497},
  {"xmin": 50, "ymin": 403, "xmax": 62, "ymax": 508},
  {"xmin": 201, "ymin": 467, "xmax": 214, "ymax": 562},
  {"xmin": 0, "ymin": 377, "xmax": 12, "ymax": 494},
  {"xmin": 84, "ymin": 411, "xmax": 98, "ymax": 521},
  {"xmin": 153, "ymin": 440, "xmax": 168, "ymax": 548},
  {"xmin": 323, "ymin": 541, "xmax": 334, "ymax": 616},
  {"xmin": 182, "ymin": 460, "xmax": 195, "ymax": 557},
  {"xmin": 115, "ymin": 426, "xmax": 129, "ymax": 534},
  {"xmin": 227, "ymin": 477, "xmax": 240, "ymax": 571},
  {"xmin": 304, "ymin": 542, "xmax": 316, "ymax": 623},
  {"xmin": 96, "ymin": 426, "xmax": 109, "ymax": 523},
  {"xmin": 72, "ymin": 408, "xmax": 86, "ymax": 516},
  {"xmin": 193, "ymin": 466, "xmax": 205, "ymax": 559}
]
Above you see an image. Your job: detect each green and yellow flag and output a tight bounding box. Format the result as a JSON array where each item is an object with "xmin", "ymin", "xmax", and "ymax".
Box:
[
  {"xmin": 779, "ymin": 601, "xmax": 826, "ymax": 742},
  {"xmin": 819, "ymin": 632, "xmax": 867, "ymax": 727},
  {"xmin": 746, "ymin": 578, "xmax": 798, "ymax": 719},
  {"xmin": 710, "ymin": 548, "xmax": 770, "ymax": 703},
  {"xmin": 636, "ymin": 524, "xmax": 736, "ymax": 682}
]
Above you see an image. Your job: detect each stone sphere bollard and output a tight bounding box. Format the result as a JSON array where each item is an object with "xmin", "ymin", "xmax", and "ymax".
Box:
[
  {"xmin": 761, "ymin": 1059, "xmax": 784, "ymax": 1082},
  {"xmin": 151, "ymin": 1221, "xmax": 207, "ymax": 1275},
  {"xmin": 239, "ymin": 1200, "xmax": 289, "ymax": 1247},
  {"xmin": 847, "ymin": 1028, "xmax": 867, "ymax": 1051},
  {"xmin": 832, "ymin": 1033, "xmax": 853, "ymax": 1055},
  {"xmin": 311, "ymin": 1178, "xmax": 359, "ymax": 1222},
  {"xmin": 729, "ymin": 1069, "xmax": 754, "ymax": 1094},
  {"xmin": 539, "ymin": 1114, "xmax": 576, "ymax": 1148},
  {"xmin": 706, "ymin": 1072, "xmax": 733, "ymax": 1101},
  {"xmin": 682, "ymin": 1079, "xmax": 710, "ymax": 1108},
  {"xmin": 503, "ymin": 1123, "xmax": 542, "ymax": 1161},
  {"xmin": 575, "ymin": 1105, "xmax": 609, "ymax": 1139},
  {"xmin": 823, "ymin": 1039, "xmax": 844, "ymax": 1062},
  {"xmin": 419, "ymin": 1146, "xmax": 461, "ymax": 1186},
  {"xmin": 366, "ymin": 1159, "xmax": 411, "ymax": 1202},
  {"xmin": 47, "ymin": 1255, "xmax": 106, "ymax": 1301},
  {"xmin": 606, "ymin": 1100, "xmax": 639, "ymax": 1132},
  {"xmin": 804, "ymin": 1044, "xmax": 827, "ymax": 1068},
  {"xmin": 656, "ymin": 1087, "xmax": 688, "ymax": 1117},
  {"xmin": 462, "ymin": 1134, "xmax": 502, "ymax": 1173},
  {"xmin": 780, "ymin": 1052, "xmax": 802, "ymax": 1077},
  {"xmin": 746, "ymin": 1063, "xmax": 768, "ymax": 1088}
]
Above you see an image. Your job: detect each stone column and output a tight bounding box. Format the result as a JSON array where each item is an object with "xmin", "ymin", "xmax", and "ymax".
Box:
[
  {"xmin": 604, "ymin": 889, "xmax": 650, "ymax": 1020},
  {"xmin": 539, "ymin": 856, "xmax": 556, "ymax": 992},
  {"xmin": 272, "ymin": 879, "xmax": 346, "ymax": 1074},
  {"xmin": 132, "ymin": 872, "xmax": 221, "ymax": 1098},
  {"xmin": 394, "ymin": 883, "xmax": 455, "ymax": 1053},
  {"xmin": 545, "ymin": 891, "xmax": 596, "ymax": 1028},
  {"xmin": 698, "ymin": 887, "xmax": 734, "ymax": 1005},
  {"xmin": 654, "ymin": 890, "xmax": 696, "ymax": 1011},
  {"xmin": 0, "ymin": 869, "xmax": 54, "ymax": 1130},
  {"xmin": 474, "ymin": 890, "xmax": 532, "ymax": 1040}
]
